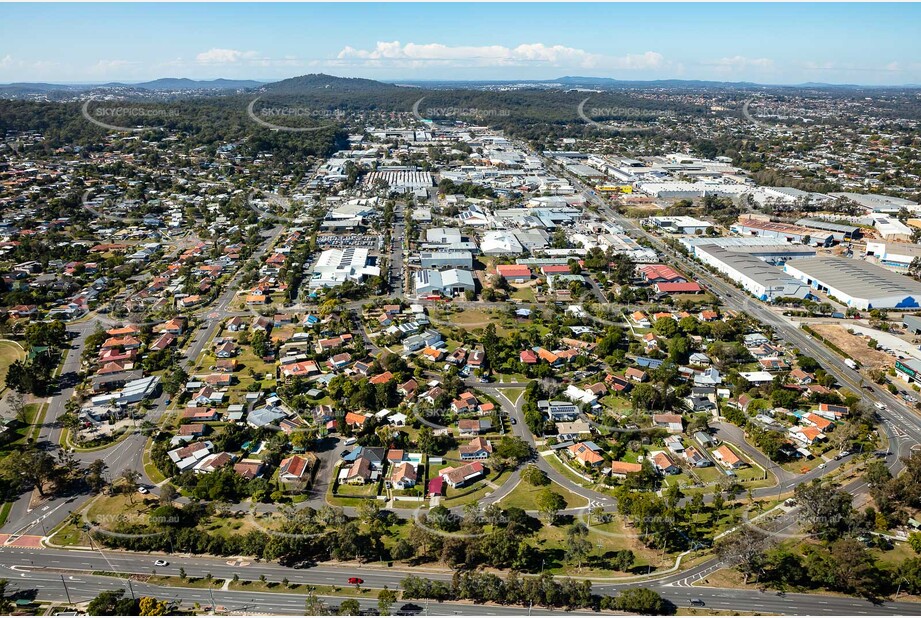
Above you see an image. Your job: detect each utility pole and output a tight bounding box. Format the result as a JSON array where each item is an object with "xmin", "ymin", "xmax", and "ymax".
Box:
[
  {"xmin": 127, "ymin": 578, "xmax": 136, "ymax": 600},
  {"xmin": 61, "ymin": 575, "xmax": 72, "ymax": 605}
]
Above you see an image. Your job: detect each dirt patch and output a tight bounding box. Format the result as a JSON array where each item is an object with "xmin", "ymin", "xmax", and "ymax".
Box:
[{"xmin": 810, "ymin": 324, "xmax": 893, "ymax": 370}]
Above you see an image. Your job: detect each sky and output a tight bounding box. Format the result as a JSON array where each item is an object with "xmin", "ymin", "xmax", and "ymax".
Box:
[{"xmin": 1, "ymin": 3, "xmax": 919, "ymax": 86}]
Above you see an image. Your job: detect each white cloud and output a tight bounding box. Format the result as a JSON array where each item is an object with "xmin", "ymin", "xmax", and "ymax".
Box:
[
  {"xmin": 335, "ymin": 41, "xmax": 667, "ymax": 72},
  {"xmin": 195, "ymin": 48, "xmax": 260, "ymax": 65},
  {"xmin": 708, "ymin": 56, "xmax": 775, "ymax": 74},
  {"xmin": 90, "ymin": 59, "xmax": 137, "ymax": 74},
  {"xmin": 0, "ymin": 55, "xmax": 13, "ymax": 69}
]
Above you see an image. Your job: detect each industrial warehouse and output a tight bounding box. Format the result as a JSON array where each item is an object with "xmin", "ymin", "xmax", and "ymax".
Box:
[
  {"xmin": 694, "ymin": 244, "xmax": 810, "ymax": 301},
  {"xmin": 783, "ymin": 256, "xmax": 921, "ymax": 310}
]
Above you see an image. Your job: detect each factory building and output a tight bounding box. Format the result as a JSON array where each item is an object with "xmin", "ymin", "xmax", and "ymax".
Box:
[
  {"xmin": 645, "ymin": 216, "xmax": 713, "ymax": 235},
  {"xmin": 309, "ymin": 247, "xmax": 380, "ymax": 289},
  {"xmin": 783, "ymin": 256, "xmax": 921, "ymax": 310},
  {"xmin": 865, "ymin": 241, "xmax": 921, "ymax": 269},
  {"xmin": 694, "ymin": 245, "xmax": 809, "ymax": 302},
  {"xmin": 680, "ymin": 237, "xmax": 816, "ymax": 265},
  {"xmin": 795, "ymin": 218, "xmax": 860, "ymax": 241},
  {"xmin": 872, "ymin": 217, "xmax": 913, "ymax": 242},
  {"xmin": 414, "ymin": 269, "xmax": 476, "ymax": 298},
  {"xmin": 730, "ymin": 218, "xmax": 834, "ymax": 247},
  {"xmin": 420, "ymin": 250, "xmax": 473, "ymax": 270}
]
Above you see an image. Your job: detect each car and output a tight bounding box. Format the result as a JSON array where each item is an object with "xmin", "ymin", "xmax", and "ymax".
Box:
[
  {"xmin": 875, "ymin": 402, "xmax": 886, "ymax": 410},
  {"xmin": 511, "ymin": 418, "xmax": 517, "ymax": 425},
  {"xmin": 348, "ymin": 577, "xmax": 364, "ymax": 585},
  {"xmin": 138, "ymin": 487, "xmax": 149, "ymax": 494},
  {"xmin": 154, "ymin": 559, "xmax": 169, "ymax": 566},
  {"xmin": 690, "ymin": 599, "xmax": 706, "ymax": 607},
  {"xmin": 818, "ymin": 462, "xmax": 827, "ymax": 469}
]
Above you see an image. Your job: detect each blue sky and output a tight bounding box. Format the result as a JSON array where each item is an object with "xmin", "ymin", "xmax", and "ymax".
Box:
[{"xmin": 1, "ymin": 3, "xmax": 919, "ymax": 85}]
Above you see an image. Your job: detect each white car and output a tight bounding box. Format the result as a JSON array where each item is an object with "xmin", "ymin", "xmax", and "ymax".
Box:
[
  {"xmin": 138, "ymin": 487, "xmax": 149, "ymax": 494},
  {"xmin": 154, "ymin": 559, "xmax": 169, "ymax": 567},
  {"xmin": 875, "ymin": 402, "xmax": 886, "ymax": 410}
]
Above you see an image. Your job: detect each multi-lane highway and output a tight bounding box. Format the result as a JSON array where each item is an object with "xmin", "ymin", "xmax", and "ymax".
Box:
[{"xmin": 2, "ymin": 546, "xmax": 920, "ymax": 615}]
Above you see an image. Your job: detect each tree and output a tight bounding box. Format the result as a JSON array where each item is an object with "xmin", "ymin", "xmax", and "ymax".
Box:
[
  {"xmin": 304, "ymin": 588, "xmax": 328, "ymax": 615},
  {"xmin": 8, "ymin": 392, "xmax": 27, "ymax": 424},
  {"xmin": 716, "ymin": 529, "xmax": 774, "ymax": 584},
  {"xmin": 377, "ymin": 586, "xmax": 397, "ymax": 616},
  {"xmin": 614, "ymin": 588, "xmax": 668, "ymax": 615},
  {"xmin": 0, "ymin": 579, "xmax": 13, "ymax": 615},
  {"xmin": 1, "ymin": 447, "xmax": 57, "ymax": 496},
  {"xmin": 611, "ymin": 549, "xmax": 635, "ymax": 572},
  {"xmin": 630, "ymin": 383, "xmax": 662, "ymax": 411},
  {"xmin": 159, "ymin": 483, "xmax": 178, "ymax": 506},
  {"xmin": 138, "ymin": 597, "xmax": 169, "ymax": 616},
  {"xmin": 338, "ymin": 598, "xmax": 361, "ymax": 616},
  {"xmin": 909, "ymin": 532, "xmax": 921, "ymax": 555},
  {"xmin": 86, "ymin": 459, "xmax": 108, "ymax": 493},
  {"xmin": 520, "ymin": 464, "xmax": 550, "ymax": 486},
  {"xmin": 794, "ymin": 480, "xmax": 855, "ymax": 540},
  {"xmin": 535, "ymin": 488, "xmax": 566, "ymax": 524},
  {"xmin": 653, "ymin": 317, "xmax": 678, "ymax": 338},
  {"xmin": 565, "ymin": 522, "xmax": 592, "ymax": 570},
  {"xmin": 87, "ymin": 589, "xmax": 139, "ymax": 616},
  {"xmin": 121, "ymin": 469, "xmax": 142, "ymax": 500}
]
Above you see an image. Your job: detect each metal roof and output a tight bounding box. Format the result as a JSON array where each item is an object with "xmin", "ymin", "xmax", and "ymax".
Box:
[{"xmin": 786, "ymin": 256, "xmax": 921, "ymax": 299}]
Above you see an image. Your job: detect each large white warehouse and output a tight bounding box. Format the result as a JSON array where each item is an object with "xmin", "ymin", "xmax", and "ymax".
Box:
[
  {"xmin": 695, "ymin": 245, "xmax": 809, "ymax": 302},
  {"xmin": 783, "ymin": 256, "xmax": 921, "ymax": 310}
]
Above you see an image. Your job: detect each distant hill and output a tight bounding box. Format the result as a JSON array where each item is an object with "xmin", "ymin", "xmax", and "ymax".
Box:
[
  {"xmin": 260, "ymin": 73, "xmax": 404, "ymax": 94},
  {"xmin": 0, "ymin": 78, "xmax": 263, "ymax": 99},
  {"xmin": 130, "ymin": 78, "xmax": 263, "ymax": 90},
  {"xmin": 554, "ymin": 75, "xmax": 762, "ymax": 89}
]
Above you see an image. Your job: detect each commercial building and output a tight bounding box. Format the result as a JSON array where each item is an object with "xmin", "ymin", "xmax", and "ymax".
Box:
[
  {"xmin": 695, "ymin": 245, "xmax": 809, "ymax": 301},
  {"xmin": 636, "ymin": 181, "xmax": 751, "ymax": 199},
  {"xmin": 783, "ymin": 256, "xmax": 921, "ymax": 310},
  {"xmin": 309, "ymin": 247, "xmax": 380, "ymax": 289},
  {"xmin": 794, "ymin": 218, "xmax": 860, "ymax": 241},
  {"xmin": 426, "ymin": 227, "xmax": 463, "ymax": 245},
  {"xmin": 895, "ymin": 358, "xmax": 921, "ymax": 384},
  {"xmin": 645, "ymin": 216, "xmax": 713, "ymax": 235},
  {"xmin": 872, "ymin": 217, "xmax": 913, "ymax": 242},
  {"xmin": 420, "ymin": 250, "xmax": 473, "ymax": 270},
  {"xmin": 480, "ymin": 231, "xmax": 524, "ymax": 255},
  {"xmin": 414, "ymin": 269, "xmax": 476, "ymax": 297},
  {"xmin": 363, "ymin": 170, "xmax": 433, "ymax": 193},
  {"xmin": 830, "ymin": 193, "xmax": 920, "ymax": 214},
  {"xmin": 730, "ymin": 218, "xmax": 834, "ymax": 247},
  {"xmin": 865, "ymin": 241, "xmax": 921, "ymax": 269},
  {"xmin": 679, "ymin": 237, "xmax": 816, "ymax": 265}
]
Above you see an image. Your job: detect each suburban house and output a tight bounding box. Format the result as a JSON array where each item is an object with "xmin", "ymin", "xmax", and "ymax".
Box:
[
  {"xmin": 459, "ymin": 437, "xmax": 493, "ymax": 460},
  {"xmin": 652, "ymin": 413, "xmax": 683, "ymax": 433},
  {"xmin": 279, "ymin": 454, "xmax": 314, "ymax": 484},
  {"xmin": 568, "ymin": 441, "xmax": 604, "ymax": 468},
  {"xmin": 440, "ymin": 461, "xmax": 485, "ymax": 488},
  {"xmin": 389, "ymin": 462, "xmax": 417, "ymax": 489},
  {"xmin": 712, "ymin": 445, "xmax": 744, "ymax": 469}
]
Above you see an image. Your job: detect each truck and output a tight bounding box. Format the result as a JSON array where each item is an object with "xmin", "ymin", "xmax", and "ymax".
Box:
[{"xmin": 845, "ymin": 358, "xmax": 858, "ymax": 370}]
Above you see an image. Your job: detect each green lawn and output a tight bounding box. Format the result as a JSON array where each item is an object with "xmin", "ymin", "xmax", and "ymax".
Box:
[
  {"xmin": 0, "ymin": 402, "xmax": 44, "ymax": 454},
  {"xmin": 499, "ymin": 480, "xmax": 588, "ymax": 511},
  {"xmin": 0, "ymin": 339, "xmax": 25, "ymax": 391},
  {"xmin": 439, "ymin": 469, "xmax": 513, "ymax": 508}
]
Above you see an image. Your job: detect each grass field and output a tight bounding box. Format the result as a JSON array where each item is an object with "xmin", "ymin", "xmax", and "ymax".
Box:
[
  {"xmin": 0, "ymin": 339, "xmax": 25, "ymax": 391},
  {"xmin": 499, "ymin": 479, "xmax": 588, "ymax": 511}
]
